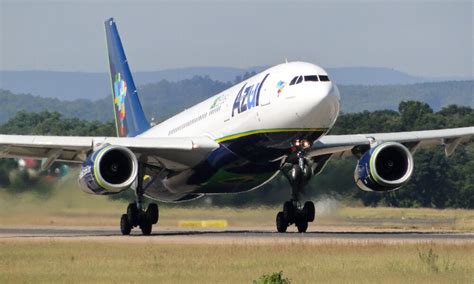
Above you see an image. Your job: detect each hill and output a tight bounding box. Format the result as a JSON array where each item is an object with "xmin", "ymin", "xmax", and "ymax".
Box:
[
  {"xmin": 0, "ymin": 79, "xmax": 472, "ymax": 123},
  {"xmin": 338, "ymin": 81, "xmax": 474, "ymax": 113},
  {"xmin": 2, "ymin": 66, "xmax": 469, "ymax": 101}
]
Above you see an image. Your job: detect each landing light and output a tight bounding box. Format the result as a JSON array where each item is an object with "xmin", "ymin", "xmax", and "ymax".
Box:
[
  {"xmin": 292, "ymin": 139, "xmax": 311, "ymax": 149},
  {"xmin": 303, "ymin": 140, "xmax": 310, "ymax": 148}
]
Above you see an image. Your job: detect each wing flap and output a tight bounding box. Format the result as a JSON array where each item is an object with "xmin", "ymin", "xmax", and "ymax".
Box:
[
  {"xmin": 0, "ymin": 135, "xmax": 93, "ymax": 162},
  {"xmin": 309, "ymin": 127, "xmax": 474, "ymax": 158},
  {"xmin": 0, "ymin": 135, "xmax": 219, "ymax": 170}
]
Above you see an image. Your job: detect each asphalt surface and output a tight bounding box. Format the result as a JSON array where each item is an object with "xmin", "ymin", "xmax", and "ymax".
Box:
[{"xmin": 0, "ymin": 226, "xmax": 472, "ymax": 241}]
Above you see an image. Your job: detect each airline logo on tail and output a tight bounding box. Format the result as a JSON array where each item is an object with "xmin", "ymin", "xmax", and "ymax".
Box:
[{"xmin": 113, "ymin": 73, "xmax": 127, "ymax": 136}]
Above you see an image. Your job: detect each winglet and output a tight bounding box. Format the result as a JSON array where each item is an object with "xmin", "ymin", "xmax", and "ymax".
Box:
[{"xmin": 104, "ymin": 18, "xmax": 149, "ymax": 137}]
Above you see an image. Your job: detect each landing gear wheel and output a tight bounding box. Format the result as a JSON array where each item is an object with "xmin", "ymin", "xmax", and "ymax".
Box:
[
  {"xmin": 119, "ymin": 163, "xmax": 161, "ymax": 236},
  {"xmin": 140, "ymin": 221, "xmax": 152, "ymax": 235},
  {"xmin": 146, "ymin": 203, "xmax": 159, "ymax": 224},
  {"xmin": 296, "ymin": 221, "xmax": 308, "ymax": 233},
  {"xmin": 279, "ymin": 144, "xmax": 315, "ymax": 234},
  {"xmin": 120, "ymin": 214, "xmax": 132, "ymax": 235},
  {"xmin": 302, "ymin": 164, "xmax": 312, "ymax": 181},
  {"xmin": 303, "ymin": 201, "xmax": 315, "ymax": 222},
  {"xmin": 290, "ymin": 165, "xmax": 302, "ymax": 182},
  {"xmin": 127, "ymin": 203, "xmax": 139, "ymax": 226},
  {"xmin": 276, "ymin": 212, "xmax": 288, "ymax": 233},
  {"xmin": 283, "ymin": 201, "xmax": 295, "ymax": 223}
]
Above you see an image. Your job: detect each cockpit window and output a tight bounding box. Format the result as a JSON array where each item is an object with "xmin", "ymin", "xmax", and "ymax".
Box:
[
  {"xmin": 289, "ymin": 74, "xmax": 328, "ymax": 86},
  {"xmin": 304, "ymin": 75, "xmax": 319, "ymax": 82},
  {"xmin": 319, "ymin": 75, "xmax": 330, "ymax": 81},
  {"xmin": 289, "ymin": 76, "xmax": 298, "ymax": 85}
]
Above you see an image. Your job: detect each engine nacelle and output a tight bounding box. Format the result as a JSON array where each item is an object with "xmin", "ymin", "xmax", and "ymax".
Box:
[
  {"xmin": 79, "ymin": 145, "xmax": 138, "ymax": 194},
  {"xmin": 354, "ymin": 142, "xmax": 414, "ymax": 192}
]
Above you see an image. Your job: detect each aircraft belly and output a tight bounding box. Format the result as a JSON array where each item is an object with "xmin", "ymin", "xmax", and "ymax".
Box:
[
  {"xmin": 143, "ymin": 179, "xmax": 203, "ymax": 202},
  {"xmin": 193, "ymin": 162, "xmax": 280, "ymax": 194},
  {"xmin": 152, "ymin": 129, "xmax": 326, "ymax": 199},
  {"xmin": 160, "ymin": 144, "xmax": 281, "ymax": 195}
]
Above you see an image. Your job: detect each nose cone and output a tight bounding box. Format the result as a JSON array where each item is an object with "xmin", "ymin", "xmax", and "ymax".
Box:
[
  {"xmin": 327, "ymin": 84, "xmax": 341, "ymax": 124},
  {"xmin": 296, "ymin": 82, "xmax": 340, "ymax": 129}
]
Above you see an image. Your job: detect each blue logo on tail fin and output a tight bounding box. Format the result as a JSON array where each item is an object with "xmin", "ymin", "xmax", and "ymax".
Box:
[{"xmin": 105, "ymin": 18, "xmax": 150, "ymax": 137}]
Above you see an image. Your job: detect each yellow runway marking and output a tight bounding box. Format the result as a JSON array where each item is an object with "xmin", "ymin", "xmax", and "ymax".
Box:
[{"xmin": 178, "ymin": 220, "xmax": 228, "ymax": 228}]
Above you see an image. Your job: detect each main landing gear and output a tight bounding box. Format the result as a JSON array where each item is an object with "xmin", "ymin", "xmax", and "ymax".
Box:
[
  {"xmin": 120, "ymin": 163, "xmax": 159, "ymax": 235},
  {"xmin": 276, "ymin": 140, "xmax": 315, "ymax": 233},
  {"xmin": 276, "ymin": 200, "xmax": 315, "ymax": 233},
  {"xmin": 120, "ymin": 202, "xmax": 159, "ymax": 235}
]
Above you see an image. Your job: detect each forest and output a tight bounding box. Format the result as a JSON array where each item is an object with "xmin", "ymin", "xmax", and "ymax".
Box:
[
  {"xmin": 0, "ymin": 77, "xmax": 472, "ymax": 123},
  {"xmin": 0, "ymin": 100, "xmax": 472, "ymax": 208}
]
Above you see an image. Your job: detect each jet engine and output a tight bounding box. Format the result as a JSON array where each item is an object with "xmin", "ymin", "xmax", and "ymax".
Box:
[
  {"xmin": 354, "ymin": 142, "xmax": 414, "ymax": 192},
  {"xmin": 79, "ymin": 145, "xmax": 138, "ymax": 194}
]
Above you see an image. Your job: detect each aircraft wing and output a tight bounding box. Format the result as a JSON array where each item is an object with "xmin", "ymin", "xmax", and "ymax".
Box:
[
  {"xmin": 309, "ymin": 126, "xmax": 474, "ymax": 158},
  {"xmin": 0, "ymin": 135, "xmax": 219, "ymax": 171}
]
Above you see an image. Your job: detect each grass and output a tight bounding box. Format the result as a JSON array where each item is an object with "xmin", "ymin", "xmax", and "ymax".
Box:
[
  {"xmin": 0, "ymin": 241, "xmax": 472, "ymax": 283},
  {"xmin": 0, "ymin": 177, "xmax": 473, "ymax": 231},
  {"xmin": 1, "ymin": 179, "xmax": 473, "ymax": 283}
]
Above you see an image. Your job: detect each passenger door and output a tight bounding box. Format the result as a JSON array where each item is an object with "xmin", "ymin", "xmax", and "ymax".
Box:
[{"xmin": 258, "ymin": 73, "xmax": 271, "ymax": 106}]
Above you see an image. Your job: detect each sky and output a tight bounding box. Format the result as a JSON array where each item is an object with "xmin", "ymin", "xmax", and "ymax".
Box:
[{"xmin": 0, "ymin": 0, "xmax": 472, "ymax": 78}]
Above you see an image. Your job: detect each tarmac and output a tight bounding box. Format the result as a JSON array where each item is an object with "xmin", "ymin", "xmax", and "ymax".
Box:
[{"xmin": 1, "ymin": 226, "xmax": 472, "ymax": 244}]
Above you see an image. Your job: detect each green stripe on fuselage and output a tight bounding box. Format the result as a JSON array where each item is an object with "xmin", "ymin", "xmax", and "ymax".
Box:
[{"xmin": 215, "ymin": 128, "xmax": 328, "ymax": 143}]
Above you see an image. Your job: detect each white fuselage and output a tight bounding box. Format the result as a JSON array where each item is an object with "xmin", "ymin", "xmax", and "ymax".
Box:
[
  {"xmin": 139, "ymin": 62, "xmax": 341, "ymax": 201},
  {"xmin": 141, "ymin": 62, "xmax": 340, "ymax": 141}
]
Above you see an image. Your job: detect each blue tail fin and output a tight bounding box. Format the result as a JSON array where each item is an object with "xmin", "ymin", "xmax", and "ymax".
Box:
[{"xmin": 104, "ymin": 18, "xmax": 149, "ymax": 137}]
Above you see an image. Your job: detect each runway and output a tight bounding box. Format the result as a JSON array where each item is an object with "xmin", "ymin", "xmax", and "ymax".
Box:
[{"xmin": 0, "ymin": 226, "xmax": 472, "ymax": 244}]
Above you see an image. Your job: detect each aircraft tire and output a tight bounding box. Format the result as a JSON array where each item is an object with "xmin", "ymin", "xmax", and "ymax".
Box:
[
  {"xmin": 283, "ymin": 201, "xmax": 295, "ymax": 223},
  {"xmin": 276, "ymin": 211, "xmax": 288, "ymax": 233},
  {"xmin": 127, "ymin": 203, "xmax": 139, "ymax": 226},
  {"xmin": 146, "ymin": 203, "xmax": 159, "ymax": 224},
  {"xmin": 290, "ymin": 164, "xmax": 301, "ymax": 182},
  {"xmin": 120, "ymin": 214, "xmax": 132, "ymax": 235},
  {"xmin": 296, "ymin": 220, "xmax": 308, "ymax": 233},
  {"xmin": 140, "ymin": 221, "xmax": 152, "ymax": 235},
  {"xmin": 303, "ymin": 201, "xmax": 315, "ymax": 222},
  {"xmin": 302, "ymin": 163, "xmax": 312, "ymax": 181}
]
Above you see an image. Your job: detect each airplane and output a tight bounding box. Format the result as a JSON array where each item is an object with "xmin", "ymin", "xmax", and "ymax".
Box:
[{"xmin": 0, "ymin": 18, "xmax": 472, "ymax": 235}]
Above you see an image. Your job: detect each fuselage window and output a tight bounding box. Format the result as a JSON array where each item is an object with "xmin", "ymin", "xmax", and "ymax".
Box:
[
  {"xmin": 296, "ymin": 76, "xmax": 303, "ymax": 84},
  {"xmin": 289, "ymin": 76, "xmax": 298, "ymax": 85},
  {"xmin": 304, "ymin": 75, "xmax": 318, "ymax": 82},
  {"xmin": 168, "ymin": 112, "xmax": 209, "ymax": 135},
  {"xmin": 319, "ymin": 75, "xmax": 330, "ymax": 82}
]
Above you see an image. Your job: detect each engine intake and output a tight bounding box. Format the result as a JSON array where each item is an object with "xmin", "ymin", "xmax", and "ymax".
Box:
[
  {"xmin": 79, "ymin": 145, "xmax": 138, "ymax": 194},
  {"xmin": 354, "ymin": 142, "xmax": 414, "ymax": 192}
]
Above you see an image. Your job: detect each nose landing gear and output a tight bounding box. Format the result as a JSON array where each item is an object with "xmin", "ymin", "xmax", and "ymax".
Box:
[{"xmin": 277, "ymin": 140, "xmax": 315, "ymax": 233}]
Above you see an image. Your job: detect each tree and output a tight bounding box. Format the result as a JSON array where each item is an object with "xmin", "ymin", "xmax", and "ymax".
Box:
[{"xmin": 0, "ymin": 102, "xmax": 472, "ymax": 208}]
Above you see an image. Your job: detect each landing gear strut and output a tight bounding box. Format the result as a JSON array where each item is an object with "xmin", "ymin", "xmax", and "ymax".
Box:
[
  {"xmin": 120, "ymin": 163, "xmax": 159, "ymax": 235},
  {"xmin": 276, "ymin": 140, "xmax": 315, "ymax": 233}
]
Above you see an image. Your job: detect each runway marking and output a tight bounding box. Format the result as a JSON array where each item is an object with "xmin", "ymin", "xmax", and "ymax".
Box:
[{"xmin": 178, "ymin": 220, "xmax": 228, "ymax": 228}]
